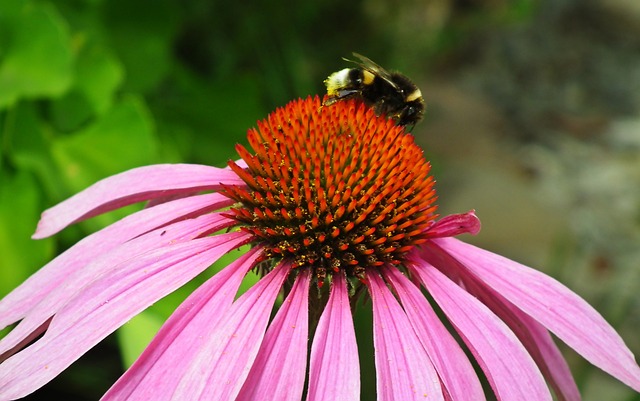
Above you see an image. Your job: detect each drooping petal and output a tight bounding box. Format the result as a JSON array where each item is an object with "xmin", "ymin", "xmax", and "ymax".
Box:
[
  {"xmin": 170, "ymin": 260, "xmax": 290, "ymax": 400},
  {"xmin": 367, "ymin": 271, "xmax": 444, "ymax": 401},
  {"xmin": 432, "ymin": 237, "xmax": 640, "ymax": 392},
  {"xmin": 236, "ymin": 269, "xmax": 310, "ymax": 401},
  {"xmin": 413, "ymin": 259, "xmax": 553, "ymax": 401},
  {"xmin": 103, "ymin": 247, "xmax": 261, "ymax": 400},
  {"xmin": 452, "ymin": 267, "xmax": 580, "ymax": 401},
  {"xmin": 0, "ymin": 232, "xmax": 247, "ymax": 400},
  {"xmin": 0, "ymin": 210, "xmax": 231, "ymax": 360},
  {"xmin": 307, "ymin": 272, "xmax": 360, "ymax": 401},
  {"xmin": 509, "ymin": 305, "xmax": 582, "ymax": 401},
  {"xmin": 33, "ymin": 164, "xmax": 244, "ymax": 238},
  {"xmin": 0, "ymin": 192, "xmax": 232, "ymax": 331},
  {"xmin": 383, "ymin": 266, "xmax": 485, "ymax": 401}
]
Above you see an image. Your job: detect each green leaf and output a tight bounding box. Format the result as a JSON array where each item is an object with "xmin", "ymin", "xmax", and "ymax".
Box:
[
  {"xmin": 48, "ymin": 90, "xmax": 95, "ymax": 133},
  {"xmin": 0, "ymin": 171, "xmax": 54, "ymax": 296},
  {"xmin": 49, "ymin": 45, "xmax": 124, "ymax": 131},
  {"xmin": 102, "ymin": 0, "xmax": 179, "ymax": 92},
  {"xmin": 75, "ymin": 46, "xmax": 123, "ymax": 115},
  {"xmin": 51, "ymin": 95, "xmax": 157, "ymax": 193},
  {"xmin": 5, "ymin": 101, "xmax": 67, "ymax": 201},
  {"xmin": 0, "ymin": 1, "xmax": 73, "ymax": 108}
]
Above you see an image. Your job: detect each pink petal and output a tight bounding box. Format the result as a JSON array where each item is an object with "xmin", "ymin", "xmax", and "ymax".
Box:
[
  {"xmin": 413, "ymin": 259, "xmax": 552, "ymax": 401},
  {"xmin": 33, "ymin": 164, "xmax": 243, "ymax": 238},
  {"xmin": 236, "ymin": 270, "xmax": 310, "ymax": 401},
  {"xmin": 0, "ymin": 232, "xmax": 247, "ymax": 399},
  {"xmin": 382, "ymin": 266, "xmax": 485, "ymax": 401},
  {"xmin": 367, "ymin": 271, "xmax": 444, "ymax": 401},
  {"xmin": 306, "ymin": 272, "xmax": 360, "ymax": 401},
  {"xmin": 103, "ymin": 247, "xmax": 261, "ymax": 400},
  {"xmin": 426, "ymin": 210, "xmax": 481, "ymax": 238},
  {"xmin": 170, "ymin": 261, "xmax": 290, "ymax": 400},
  {"xmin": 1, "ymin": 210, "xmax": 231, "ymax": 359},
  {"xmin": 1, "ymin": 192, "xmax": 232, "ymax": 331},
  {"xmin": 510, "ymin": 307, "xmax": 582, "ymax": 401},
  {"xmin": 432, "ymin": 237, "xmax": 640, "ymax": 392},
  {"xmin": 454, "ymin": 269, "xmax": 580, "ymax": 401}
]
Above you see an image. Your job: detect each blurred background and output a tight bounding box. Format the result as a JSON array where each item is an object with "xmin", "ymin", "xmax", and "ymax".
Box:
[{"xmin": 1, "ymin": 0, "xmax": 638, "ymax": 399}]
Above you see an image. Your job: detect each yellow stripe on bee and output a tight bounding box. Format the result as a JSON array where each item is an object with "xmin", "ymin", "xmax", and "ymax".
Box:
[
  {"xmin": 362, "ymin": 70, "xmax": 375, "ymax": 85},
  {"xmin": 405, "ymin": 88, "xmax": 422, "ymax": 102}
]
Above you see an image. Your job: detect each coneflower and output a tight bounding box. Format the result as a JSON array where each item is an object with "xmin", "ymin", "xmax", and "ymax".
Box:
[{"xmin": 0, "ymin": 96, "xmax": 638, "ymax": 400}]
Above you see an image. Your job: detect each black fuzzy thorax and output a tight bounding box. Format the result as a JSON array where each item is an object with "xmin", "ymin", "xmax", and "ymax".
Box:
[{"xmin": 352, "ymin": 70, "xmax": 424, "ymax": 127}]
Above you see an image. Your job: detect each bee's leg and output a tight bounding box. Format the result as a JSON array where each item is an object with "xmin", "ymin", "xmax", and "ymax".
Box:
[{"xmin": 322, "ymin": 89, "xmax": 361, "ymax": 106}]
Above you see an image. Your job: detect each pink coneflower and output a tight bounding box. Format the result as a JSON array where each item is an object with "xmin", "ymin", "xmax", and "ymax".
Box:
[{"xmin": 0, "ymin": 96, "xmax": 639, "ymax": 400}]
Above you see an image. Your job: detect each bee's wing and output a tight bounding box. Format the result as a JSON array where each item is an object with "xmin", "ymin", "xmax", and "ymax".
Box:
[{"xmin": 345, "ymin": 52, "xmax": 399, "ymax": 90}]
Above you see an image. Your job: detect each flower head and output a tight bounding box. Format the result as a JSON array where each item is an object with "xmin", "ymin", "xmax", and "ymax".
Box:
[
  {"xmin": 0, "ymin": 96, "xmax": 639, "ymax": 400},
  {"xmin": 223, "ymin": 96, "xmax": 437, "ymax": 283}
]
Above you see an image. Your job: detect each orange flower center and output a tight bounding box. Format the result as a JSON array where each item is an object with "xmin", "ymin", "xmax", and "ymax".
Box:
[{"xmin": 224, "ymin": 96, "xmax": 437, "ymax": 283}]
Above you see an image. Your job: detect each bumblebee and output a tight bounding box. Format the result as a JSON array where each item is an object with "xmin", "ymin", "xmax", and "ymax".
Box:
[{"xmin": 324, "ymin": 53, "xmax": 425, "ymax": 128}]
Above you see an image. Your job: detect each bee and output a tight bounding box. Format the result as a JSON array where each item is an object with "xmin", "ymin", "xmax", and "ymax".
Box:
[{"xmin": 323, "ymin": 53, "xmax": 425, "ymax": 128}]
